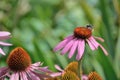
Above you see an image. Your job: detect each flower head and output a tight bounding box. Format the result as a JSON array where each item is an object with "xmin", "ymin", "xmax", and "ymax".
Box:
[
  {"xmin": 61, "ymin": 70, "xmax": 80, "ymax": 80},
  {"xmin": 0, "ymin": 31, "xmax": 12, "ymax": 55},
  {"xmin": 50, "ymin": 62, "xmax": 102, "ymax": 80},
  {"xmin": 0, "ymin": 47, "xmax": 52, "ymax": 80},
  {"xmin": 54, "ymin": 25, "xmax": 108, "ymax": 60},
  {"xmin": 88, "ymin": 72, "xmax": 102, "ymax": 80},
  {"xmin": 50, "ymin": 62, "xmax": 87, "ymax": 80}
]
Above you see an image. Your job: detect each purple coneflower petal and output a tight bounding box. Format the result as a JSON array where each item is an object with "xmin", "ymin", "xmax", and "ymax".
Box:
[
  {"xmin": 76, "ymin": 40, "xmax": 85, "ymax": 60},
  {"xmin": 54, "ymin": 35, "xmax": 73, "ymax": 52},
  {"xmin": 90, "ymin": 36, "xmax": 99, "ymax": 45},
  {"xmin": 0, "ymin": 67, "xmax": 9, "ymax": 78},
  {"xmin": 32, "ymin": 71, "xmax": 51, "ymax": 79},
  {"xmin": 50, "ymin": 65, "xmax": 64, "ymax": 77},
  {"xmin": 10, "ymin": 74, "xmax": 15, "ymax": 80},
  {"xmin": 61, "ymin": 39, "xmax": 74, "ymax": 55},
  {"xmin": 54, "ymin": 39, "xmax": 68, "ymax": 52},
  {"xmin": 31, "ymin": 62, "xmax": 52, "ymax": 73},
  {"xmin": 50, "ymin": 72, "xmax": 62, "ymax": 77},
  {"xmin": 20, "ymin": 72, "xmax": 28, "ymax": 80},
  {"xmin": 68, "ymin": 39, "xmax": 78, "ymax": 58},
  {"xmin": 0, "ymin": 36, "xmax": 11, "ymax": 40},
  {"xmin": 89, "ymin": 36, "xmax": 99, "ymax": 49},
  {"xmin": 37, "ymin": 67, "xmax": 52, "ymax": 73},
  {"xmin": 64, "ymin": 35, "xmax": 73, "ymax": 40},
  {"xmin": 0, "ymin": 32, "xmax": 10, "ymax": 37},
  {"xmin": 55, "ymin": 65, "xmax": 64, "ymax": 72},
  {"xmin": 86, "ymin": 39, "xmax": 96, "ymax": 50},
  {"xmin": 0, "ymin": 42, "xmax": 12, "ymax": 46},
  {"xmin": 10, "ymin": 73, "xmax": 19, "ymax": 80},
  {"xmin": 94, "ymin": 36, "xmax": 104, "ymax": 42},
  {"xmin": 0, "ymin": 48, "xmax": 5, "ymax": 55},
  {"xmin": 82, "ymin": 75, "xmax": 88, "ymax": 80},
  {"xmin": 27, "ymin": 70, "xmax": 40, "ymax": 80},
  {"xmin": 14, "ymin": 73, "xmax": 19, "ymax": 80},
  {"xmin": 87, "ymin": 36, "xmax": 99, "ymax": 50},
  {"xmin": 32, "ymin": 62, "xmax": 42, "ymax": 66},
  {"xmin": 99, "ymin": 44, "xmax": 108, "ymax": 55}
]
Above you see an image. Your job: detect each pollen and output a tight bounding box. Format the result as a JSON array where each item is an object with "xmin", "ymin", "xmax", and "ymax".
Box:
[
  {"xmin": 7, "ymin": 47, "xmax": 31, "ymax": 71},
  {"xmin": 74, "ymin": 27, "xmax": 92, "ymax": 39},
  {"xmin": 88, "ymin": 72, "xmax": 103, "ymax": 80}
]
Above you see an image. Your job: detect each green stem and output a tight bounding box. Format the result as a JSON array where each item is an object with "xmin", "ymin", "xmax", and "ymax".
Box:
[{"xmin": 78, "ymin": 59, "xmax": 82, "ymax": 80}]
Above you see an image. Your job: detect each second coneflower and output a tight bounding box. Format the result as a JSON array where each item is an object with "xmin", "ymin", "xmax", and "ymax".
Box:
[
  {"xmin": 54, "ymin": 24, "xmax": 108, "ymax": 60},
  {"xmin": 0, "ymin": 47, "xmax": 52, "ymax": 80},
  {"xmin": 50, "ymin": 62, "xmax": 88, "ymax": 80}
]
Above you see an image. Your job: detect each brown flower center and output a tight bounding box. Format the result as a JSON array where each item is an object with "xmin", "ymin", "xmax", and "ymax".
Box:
[
  {"xmin": 65, "ymin": 61, "xmax": 78, "ymax": 75},
  {"xmin": 88, "ymin": 72, "xmax": 102, "ymax": 80},
  {"xmin": 7, "ymin": 47, "xmax": 31, "ymax": 71},
  {"xmin": 74, "ymin": 27, "xmax": 92, "ymax": 39},
  {"xmin": 62, "ymin": 70, "xmax": 80, "ymax": 80}
]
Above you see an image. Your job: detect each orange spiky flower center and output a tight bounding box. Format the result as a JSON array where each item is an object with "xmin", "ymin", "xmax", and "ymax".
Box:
[
  {"xmin": 65, "ymin": 61, "xmax": 78, "ymax": 75},
  {"xmin": 74, "ymin": 27, "xmax": 92, "ymax": 39},
  {"xmin": 7, "ymin": 47, "xmax": 31, "ymax": 71},
  {"xmin": 88, "ymin": 72, "xmax": 103, "ymax": 80},
  {"xmin": 62, "ymin": 70, "xmax": 80, "ymax": 80}
]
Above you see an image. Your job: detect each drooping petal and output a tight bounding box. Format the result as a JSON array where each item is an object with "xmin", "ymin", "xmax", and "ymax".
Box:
[
  {"xmin": 0, "ymin": 67, "xmax": 9, "ymax": 78},
  {"xmin": 55, "ymin": 65, "xmax": 64, "ymax": 72},
  {"xmin": 0, "ymin": 48, "xmax": 5, "ymax": 55},
  {"xmin": 26, "ymin": 70, "xmax": 40, "ymax": 80},
  {"xmin": 76, "ymin": 39, "xmax": 85, "ymax": 60},
  {"xmin": 10, "ymin": 73, "xmax": 20, "ymax": 80},
  {"xmin": 94, "ymin": 36, "xmax": 104, "ymax": 42},
  {"xmin": 32, "ymin": 62, "xmax": 42, "ymax": 67},
  {"xmin": 0, "ymin": 36, "xmax": 11, "ymax": 40},
  {"xmin": 64, "ymin": 35, "xmax": 73, "ymax": 40},
  {"xmin": 49, "ymin": 65, "xmax": 64, "ymax": 77},
  {"xmin": 86, "ymin": 39, "xmax": 96, "ymax": 50},
  {"xmin": 61, "ymin": 39, "xmax": 74, "ymax": 55},
  {"xmin": 10, "ymin": 74, "xmax": 16, "ymax": 80},
  {"xmin": 89, "ymin": 36, "xmax": 99, "ymax": 49},
  {"xmin": 14, "ymin": 73, "xmax": 19, "ymax": 80},
  {"xmin": 68, "ymin": 39, "xmax": 78, "ymax": 58},
  {"xmin": 82, "ymin": 75, "xmax": 88, "ymax": 80},
  {"xmin": 50, "ymin": 72, "xmax": 62, "ymax": 77},
  {"xmin": 0, "ymin": 41, "xmax": 12, "ymax": 46},
  {"xmin": 99, "ymin": 44, "xmax": 108, "ymax": 55},
  {"xmin": 32, "ymin": 71, "xmax": 51, "ymax": 79},
  {"xmin": 31, "ymin": 62, "xmax": 52, "ymax": 73},
  {"xmin": 20, "ymin": 72, "xmax": 28, "ymax": 80},
  {"xmin": 36, "ymin": 67, "xmax": 53, "ymax": 73},
  {"xmin": 0, "ymin": 32, "xmax": 10, "ymax": 37},
  {"xmin": 54, "ymin": 35, "xmax": 73, "ymax": 52}
]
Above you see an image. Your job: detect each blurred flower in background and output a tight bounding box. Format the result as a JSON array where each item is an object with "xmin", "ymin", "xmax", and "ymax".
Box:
[
  {"xmin": 54, "ymin": 25, "xmax": 108, "ymax": 60},
  {"xmin": 0, "ymin": 31, "xmax": 12, "ymax": 55}
]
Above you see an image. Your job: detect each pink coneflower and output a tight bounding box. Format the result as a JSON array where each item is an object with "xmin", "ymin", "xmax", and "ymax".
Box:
[
  {"xmin": 0, "ymin": 47, "xmax": 52, "ymax": 80},
  {"xmin": 0, "ymin": 31, "xmax": 12, "ymax": 55},
  {"xmin": 54, "ymin": 25, "xmax": 108, "ymax": 60}
]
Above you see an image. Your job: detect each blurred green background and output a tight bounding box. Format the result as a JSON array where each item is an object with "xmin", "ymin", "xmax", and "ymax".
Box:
[{"xmin": 0, "ymin": 0, "xmax": 120, "ymax": 80}]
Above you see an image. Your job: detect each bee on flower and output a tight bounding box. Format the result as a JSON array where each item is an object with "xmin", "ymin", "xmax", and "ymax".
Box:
[{"xmin": 54, "ymin": 24, "xmax": 108, "ymax": 60}]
